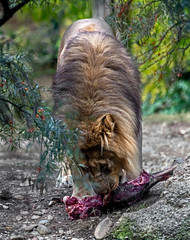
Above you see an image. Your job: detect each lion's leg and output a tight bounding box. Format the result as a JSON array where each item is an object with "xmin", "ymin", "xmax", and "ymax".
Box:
[
  {"xmin": 56, "ymin": 159, "xmax": 73, "ymax": 187},
  {"xmin": 56, "ymin": 171, "xmax": 73, "ymax": 187}
]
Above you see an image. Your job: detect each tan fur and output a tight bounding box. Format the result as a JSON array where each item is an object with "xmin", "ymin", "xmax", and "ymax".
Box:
[{"xmin": 53, "ymin": 19, "xmax": 142, "ymax": 197}]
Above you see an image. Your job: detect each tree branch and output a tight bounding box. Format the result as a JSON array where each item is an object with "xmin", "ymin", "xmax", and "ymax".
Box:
[
  {"xmin": 0, "ymin": 0, "xmax": 31, "ymax": 26},
  {"xmin": 0, "ymin": 96, "xmax": 29, "ymax": 115}
]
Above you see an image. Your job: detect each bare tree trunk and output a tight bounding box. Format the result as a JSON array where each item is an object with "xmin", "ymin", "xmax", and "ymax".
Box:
[{"xmin": 91, "ymin": 0, "xmax": 112, "ymax": 18}]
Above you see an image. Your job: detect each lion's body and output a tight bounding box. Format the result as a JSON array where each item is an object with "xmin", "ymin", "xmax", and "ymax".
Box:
[{"xmin": 53, "ymin": 18, "xmax": 142, "ymax": 197}]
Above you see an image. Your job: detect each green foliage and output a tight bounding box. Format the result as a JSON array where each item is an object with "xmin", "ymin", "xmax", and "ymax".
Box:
[
  {"xmin": 106, "ymin": 0, "xmax": 190, "ymax": 114},
  {"xmin": 3, "ymin": 0, "xmax": 91, "ymax": 72},
  {"xmin": 0, "ymin": 34, "xmax": 37, "ymax": 128},
  {"xmin": 19, "ymin": 0, "xmax": 91, "ymax": 23},
  {"xmin": 0, "ymin": 36, "xmax": 80, "ymax": 186},
  {"xmin": 112, "ymin": 218, "xmax": 158, "ymax": 240},
  {"xmin": 2, "ymin": 0, "xmax": 190, "ymax": 115},
  {"xmin": 143, "ymin": 79, "xmax": 190, "ymax": 115},
  {"xmin": 12, "ymin": 24, "xmax": 61, "ymax": 71},
  {"xmin": 0, "ymin": 0, "xmax": 91, "ymax": 188}
]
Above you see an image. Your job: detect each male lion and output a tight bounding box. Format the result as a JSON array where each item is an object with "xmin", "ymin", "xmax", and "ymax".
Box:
[{"xmin": 53, "ymin": 18, "xmax": 142, "ymax": 198}]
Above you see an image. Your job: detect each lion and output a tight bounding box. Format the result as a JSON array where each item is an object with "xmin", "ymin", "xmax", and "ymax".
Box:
[{"xmin": 53, "ymin": 18, "xmax": 142, "ymax": 198}]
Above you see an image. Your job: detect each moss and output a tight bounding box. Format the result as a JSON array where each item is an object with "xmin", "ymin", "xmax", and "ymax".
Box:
[
  {"xmin": 111, "ymin": 217, "xmax": 190, "ymax": 240},
  {"xmin": 111, "ymin": 218, "xmax": 158, "ymax": 240},
  {"xmin": 170, "ymin": 217, "xmax": 190, "ymax": 240},
  {"xmin": 129, "ymin": 201, "xmax": 148, "ymax": 212}
]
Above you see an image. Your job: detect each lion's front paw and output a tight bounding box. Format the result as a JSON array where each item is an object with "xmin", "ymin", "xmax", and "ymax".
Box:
[{"xmin": 56, "ymin": 175, "xmax": 73, "ymax": 188}]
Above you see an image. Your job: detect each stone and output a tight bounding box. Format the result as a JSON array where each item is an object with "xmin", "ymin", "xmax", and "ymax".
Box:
[
  {"xmin": 71, "ymin": 238, "xmax": 84, "ymax": 240},
  {"xmin": 47, "ymin": 215, "xmax": 54, "ymax": 220},
  {"xmin": 20, "ymin": 211, "xmax": 29, "ymax": 215},
  {"xmin": 58, "ymin": 228, "xmax": 64, "ymax": 235},
  {"xmin": 20, "ymin": 180, "xmax": 30, "ymax": 187},
  {"xmin": 37, "ymin": 224, "xmax": 51, "ymax": 235},
  {"xmin": 14, "ymin": 195, "xmax": 24, "ymax": 200},
  {"xmin": 2, "ymin": 205, "xmax": 9, "ymax": 210},
  {"xmin": 16, "ymin": 215, "xmax": 23, "ymax": 221},
  {"xmin": 38, "ymin": 219, "xmax": 49, "ymax": 225},
  {"xmin": 31, "ymin": 231, "xmax": 40, "ymax": 236},
  {"xmin": 41, "ymin": 209, "xmax": 48, "ymax": 214},
  {"xmin": 48, "ymin": 200, "xmax": 55, "ymax": 207},
  {"xmin": 31, "ymin": 215, "xmax": 41, "ymax": 220},
  {"xmin": 94, "ymin": 217, "xmax": 112, "ymax": 239},
  {"xmin": 10, "ymin": 235, "xmax": 26, "ymax": 240},
  {"xmin": 33, "ymin": 211, "xmax": 42, "ymax": 216},
  {"xmin": 24, "ymin": 224, "xmax": 38, "ymax": 231}
]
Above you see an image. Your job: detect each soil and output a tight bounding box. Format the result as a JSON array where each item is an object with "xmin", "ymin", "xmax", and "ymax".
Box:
[{"xmin": 0, "ymin": 118, "xmax": 190, "ymax": 240}]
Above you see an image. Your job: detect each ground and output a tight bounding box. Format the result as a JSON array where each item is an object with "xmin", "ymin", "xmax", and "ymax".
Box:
[{"xmin": 0, "ymin": 115, "xmax": 190, "ymax": 240}]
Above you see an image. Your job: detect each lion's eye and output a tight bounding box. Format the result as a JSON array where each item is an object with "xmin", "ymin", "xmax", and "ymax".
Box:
[
  {"xmin": 99, "ymin": 164, "xmax": 107, "ymax": 171},
  {"xmin": 84, "ymin": 154, "xmax": 89, "ymax": 160}
]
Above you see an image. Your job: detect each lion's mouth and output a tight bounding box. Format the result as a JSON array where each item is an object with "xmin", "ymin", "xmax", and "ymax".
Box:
[{"xmin": 89, "ymin": 176, "xmax": 119, "ymax": 195}]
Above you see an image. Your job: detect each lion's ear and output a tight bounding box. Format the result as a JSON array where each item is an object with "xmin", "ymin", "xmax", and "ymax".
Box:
[{"xmin": 101, "ymin": 114, "xmax": 115, "ymax": 133}]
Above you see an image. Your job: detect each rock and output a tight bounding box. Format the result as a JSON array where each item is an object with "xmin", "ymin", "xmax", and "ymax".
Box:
[
  {"xmin": 58, "ymin": 228, "xmax": 64, "ymax": 235},
  {"xmin": 10, "ymin": 235, "xmax": 26, "ymax": 240},
  {"xmin": 24, "ymin": 224, "xmax": 38, "ymax": 231},
  {"xmin": 20, "ymin": 180, "xmax": 30, "ymax": 186},
  {"xmin": 14, "ymin": 195, "xmax": 24, "ymax": 200},
  {"xmin": 41, "ymin": 209, "xmax": 48, "ymax": 214},
  {"xmin": 16, "ymin": 215, "xmax": 23, "ymax": 221},
  {"xmin": 31, "ymin": 215, "xmax": 41, "ymax": 220},
  {"xmin": 48, "ymin": 200, "xmax": 55, "ymax": 207},
  {"xmin": 94, "ymin": 217, "xmax": 112, "ymax": 239},
  {"xmin": 33, "ymin": 210, "xmax": 42, "ymax": 216},
  {"xmin": 71, "ymin": 238, "xmax": 84, "ymax": 240},
  {"xmin": 37, "ymin": 237, "xmax": 44, "ymax": 240},
  {"xmin": 47, "ymin": 215, "xmax": 54, "ymax": 220},
  {"xmin": 30, "ymin": 231, "xmax": 39, "ymax": 237},
  {"xmin": 38, "ymin": 219, "xmax": 49, "ymax": 225},
  {"xmin": 37, "ymin": 224, "xmax": 51, "ymax": 235},
  {"xmin": 2, "ymin": 205, "xmax": 9, "ymax": 210},
  {"xmin": 20, "ymin": 211, "xmax": 29, "ymax": 215}
]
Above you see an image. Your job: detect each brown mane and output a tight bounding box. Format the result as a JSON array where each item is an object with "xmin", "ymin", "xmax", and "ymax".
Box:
[{"xmin": 53, "ymin": 31, "xmax": 141, "ymax": 179}]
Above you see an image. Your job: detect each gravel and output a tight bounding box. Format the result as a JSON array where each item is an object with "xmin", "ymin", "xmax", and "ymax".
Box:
[{"xmin": 0, "ymin": 120, "xmax": 190, "ymax": 239}]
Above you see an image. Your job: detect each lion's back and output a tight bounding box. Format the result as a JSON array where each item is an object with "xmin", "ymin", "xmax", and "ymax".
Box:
[{"xmin": 53, "ymin": 31, "xmax": 140, "ymax": 124}]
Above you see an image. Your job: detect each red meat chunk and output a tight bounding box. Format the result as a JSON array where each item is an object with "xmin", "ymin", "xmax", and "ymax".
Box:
[{"xmin": 64, "ymin": 166, "xmax": 175, "ymax": 220}]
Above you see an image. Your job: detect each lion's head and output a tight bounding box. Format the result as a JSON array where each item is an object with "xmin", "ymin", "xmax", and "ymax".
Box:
[
  {"xmin": 81, "ymin": 147, "xmax": 122, "ymax": 194},
  {"xmin": 79, "ymin": 114, "xmax": 141, "ymax": 195}
]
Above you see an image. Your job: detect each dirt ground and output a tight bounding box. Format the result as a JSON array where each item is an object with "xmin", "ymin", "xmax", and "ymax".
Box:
[{"xmin": 0, "ymin": 116, "xmax": 190, "ymax": 240}]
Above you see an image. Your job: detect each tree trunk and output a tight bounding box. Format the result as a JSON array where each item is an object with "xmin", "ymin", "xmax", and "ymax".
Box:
[{"xmin": 91, "ymin": 0, "xmax": 112, "ymax": 18}]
